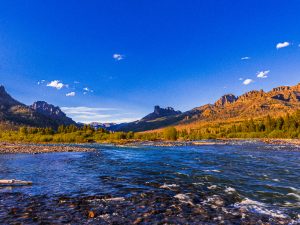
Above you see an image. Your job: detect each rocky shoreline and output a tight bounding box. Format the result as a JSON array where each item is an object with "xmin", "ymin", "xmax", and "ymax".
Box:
[
  {"xmin": 0, "ymin": 142, "xmax": 95, "ymax": 154},
  {"xmin": 0, "ymin": 138, "xmax": 299, "ymax": 154},
  {"xmin": 261, "ymin": 138, "xmax": 300, "ymax": 146},
  {"xmin": 0, "ymin": 192, "xmax": 298, "ymax": 224},
  {"xmin": 113, "ymin": 138, "xmax": 300, "ymax": 147}
]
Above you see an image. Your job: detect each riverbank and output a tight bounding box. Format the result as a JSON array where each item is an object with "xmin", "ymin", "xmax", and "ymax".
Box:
[
  {"xmin": 111, "ymin": 138, "xmax": 300, "ymax": 147},
  {"xmin": 0, "ymin": 138, "xmax": 299, "ymax": 154},
  {"xmin": 261, "ymin": 138, "xmax": 300, "ymax": 146},
  {"xmin": 0, "ymin": 142, "xmax": 95, "ymax": 154}
]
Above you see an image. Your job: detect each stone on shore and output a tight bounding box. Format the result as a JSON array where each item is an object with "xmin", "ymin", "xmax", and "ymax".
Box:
[{"xmin": 0, "ymin": 142, "xmax": 95, "ymax": 154}]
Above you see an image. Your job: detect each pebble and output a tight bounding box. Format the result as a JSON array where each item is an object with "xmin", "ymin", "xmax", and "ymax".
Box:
[{"xmin": 0, "ymin": 142, "xmax": 95, "ymax": 154}]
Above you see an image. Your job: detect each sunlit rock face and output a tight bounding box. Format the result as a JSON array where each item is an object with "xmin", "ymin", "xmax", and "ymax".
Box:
[
  {"xmin": 214, "ymin": 94, "xmax": 238, "ymax": 107},
  {"xmin": 142, "ymin": 106, "xmax": 182, "ymax": 120},
  {"xmin": 30, "ymin": 101, "xmax": 76, "ymax": 126}
]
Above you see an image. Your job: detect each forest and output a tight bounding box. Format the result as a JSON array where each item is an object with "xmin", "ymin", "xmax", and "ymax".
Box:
[{"xmin": 0, "ymin": 110, "xmax": 299, "ymax": 143}]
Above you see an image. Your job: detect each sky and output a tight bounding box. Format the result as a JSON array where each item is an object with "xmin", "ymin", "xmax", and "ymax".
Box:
[{"xmin": 0, "ymin": 0, "xmax": 300, "ymax": 123}]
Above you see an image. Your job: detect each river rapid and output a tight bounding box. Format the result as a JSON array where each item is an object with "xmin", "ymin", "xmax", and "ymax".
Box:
[{"xmin": 0, "ymin": 141, "xmax": 299, "ymax": 224}]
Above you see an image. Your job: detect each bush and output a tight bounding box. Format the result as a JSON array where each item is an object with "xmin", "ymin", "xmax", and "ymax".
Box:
[
  {"xmin": 163, "ymin": 127, "xmax": 177, "ymax": 141},
  {"xmin": 268, "ymin": 130, "xmax": 286, "ymax": 138}
]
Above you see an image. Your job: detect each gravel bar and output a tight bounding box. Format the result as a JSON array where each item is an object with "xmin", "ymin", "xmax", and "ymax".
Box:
[{"xmin": 0, "ymin": 142, "xmax": 95, "ymax": 154}]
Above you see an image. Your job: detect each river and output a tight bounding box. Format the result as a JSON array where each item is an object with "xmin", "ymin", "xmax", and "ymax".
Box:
[{"xmin": 0, "ymin": 141, "xmax": 299, "ymax": 224}]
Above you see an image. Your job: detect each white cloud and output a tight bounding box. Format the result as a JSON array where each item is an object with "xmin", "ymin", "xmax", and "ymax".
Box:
[
  {"xmin": 243, "ymin": 79, "xmax": 253, "ymax": 85},
  {"xmin": 61, "ymin": 106, "xmax": 138, "ymax": 123},
  {"xmin": 61, "ymin": 107, "xmax": 117, "ymax": 114},
  {"xmin": 257, "ymin": 70, "xmax": 270, "ymax": 78},
  {"xmin": 74, "ymin": 81, "xmax": 80, "ymax": 84},
  {"xmin": 83, "ymin": 87, "xmax": 89, "ymax": 91},
  {"xmin": 241, "ymin": 56, "xmax": 250, "ymax": 60},
  {"xmin": 113, "ymin": 53, "xmax": 124, "ymax": 61},
  {"xmin": 239, "ymin": 77, "xmax": 243, "ymax": 81},
  {"xmin": 276, "ymin": 42, "xmax": 290, "ymax": 49},
  {"xmin": 47, "ymin": 80, "xmax": 66, "ymax": 90},
  {"xmin": 66, "ymin": 92, "xmax": 75, "ymax": 97}
]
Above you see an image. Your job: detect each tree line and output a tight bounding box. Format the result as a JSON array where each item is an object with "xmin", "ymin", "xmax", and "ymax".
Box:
[
  {"xmin": 0, "ymin": 110, "xmax": 299, "ymax": 143},
  {"xmin": 177, "ymin": 110, "xmax": 300, "ymax": 140}
]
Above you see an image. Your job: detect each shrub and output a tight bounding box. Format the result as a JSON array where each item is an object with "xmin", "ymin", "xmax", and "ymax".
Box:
[{"xmin": 163, "ymin": 127, "xmax": 178, "ymax": 141}]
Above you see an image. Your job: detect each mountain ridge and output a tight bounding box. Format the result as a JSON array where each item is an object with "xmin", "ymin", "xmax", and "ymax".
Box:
[
  {"xmin": 0, "ymin": 85, "xmax": 76, "ymax": 129},
  {"xmin": 30, "ymin": 101, "xmax": 75, "ymax": 126},
  {"xmin": 1, "ymin": 82, "xmax": 300, "ymax": 132},
  {"xmin": 111, "ymin": 82, "xmax": 300, "ymax": 132}
]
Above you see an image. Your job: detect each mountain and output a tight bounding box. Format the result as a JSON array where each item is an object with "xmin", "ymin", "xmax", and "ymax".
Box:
[
  {"xmin": 30, "ymin": 101, "xmax": 75, "ymax": 126},
  {"xmin": 0, "ymin": 85, "xmax": 76, "ymax": 129},
  {"xmin": 184, "ymin": 83, "xmax": 300, "ymax": 124},
  {"xmin": 0, "ymin": 86, "xmax": 22, "ymax": 106},
  {"xmin": 214, "ymin": 94, "xmax": 238, "ymax": 107},
  {"xmin": 113, "ymin": 82, "xmax": 300, "ymax": 132},
  {"xmin": 89, "ymin": 122, "xmax": 117, "ymax": 130},
  {"xmin": 110, "ymin": 106, "xmax": 184, "ymax": 132},
  {"xmin": 142, "ymin": 106, "xmax": 181, "ymax": 120},
  {"xmin": 2, "ymin": 82, "xmax": 300, "ymax": 132}
]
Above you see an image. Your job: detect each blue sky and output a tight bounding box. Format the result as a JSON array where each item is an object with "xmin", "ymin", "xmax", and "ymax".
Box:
[{"xmin": 0, "ymin": 0, "xmax": 300, "ymax": 123}]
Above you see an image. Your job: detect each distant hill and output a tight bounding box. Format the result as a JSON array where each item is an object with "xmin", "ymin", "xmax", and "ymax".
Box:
[
  {"xmin": 110, "ymin": 106, "xmax": 184, "ymax": 132},
  {"xmin": 89, "ymin": 122, "xmax": 117, "ymax": 130},
  {"xmin": 0, "ymin": 85, "xmax": 76, "ymax": 129},
  {"xmin": 112, "ymin": 82, "xmax": 300, "ymax": 132}
]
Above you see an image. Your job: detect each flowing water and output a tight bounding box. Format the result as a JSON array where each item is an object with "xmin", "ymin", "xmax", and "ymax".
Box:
[{"xmin": 0, "ymin": 141, "xmax": 300, "ymax": 224}]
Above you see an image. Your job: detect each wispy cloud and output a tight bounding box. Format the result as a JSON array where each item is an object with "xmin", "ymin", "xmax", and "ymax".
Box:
[
  {"xmin": 243, "ymin": 79, "xmax": 253, "ymax": 85},
  {"xmin": 61, "ymin": 106, "xmax": 138, "ymax": 123},
  {"xmin": 276, "ymin": 42, "xmax": 290, "ymax": 49},
  {"xmin": 108, "ymin": 118, "xmax": 140, "ymax": 124},
  {"xmin": 239, "ymin": 78, "xmax": 244, "ymax": 81},
  {"xmin": 257, "ymin": 70, "xmax": 270, "ymax": 78},
  {"xmin": 37, "ymin": 80, "xmax": 45, "ymax": 85},
  {"xmin": 113, "ymin": 53, "xmax": 124, "ymax": 61},
  {"xmin": 241, "ymin": 56, "xmax": 251, "ymax": 60},
  {"xmin": 47, "ymin": 80, "xmax": 66, "ymax": 90},
  {"xmin": 66, "ymin": 92, "xmax": 76, "ymax": 97},
  {"xmin": 61, "ymin": 107, "xmax": 117, "ymax": 115},
  {"xmin": 83, "ymin": 87, "xmax": 94, "ymax": 95}
]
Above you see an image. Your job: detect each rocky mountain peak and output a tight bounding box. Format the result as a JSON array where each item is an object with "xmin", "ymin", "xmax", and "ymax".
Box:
[
  {"xmin": 0, "ymin": 86, "xmax": 77, "ymax": 128},
  {"xmin": 215, "ymin": 94, "xmax": 237, "ymax": 106},
  {"xmin": 30, "ymin": 101, "xmax": 75, "ymax": 125},
  {"xmin": 0, "ymin": 85, "xmax": 10, "ymax": 99},
  {"xmin": 154, "ymin": 105, "xmax": 177, "ymax": 114},
  {"xmin": 0, "ymin": 85, "xmax": 22, "ymax": 106},
  {"xmin": 0, "ymin": 85, "xmax": 5, "ymax": 93},
  {"xmin": 272, "ymin": 86, "xmax": 291, "ymax": 92},
  {"xmin": 31, "ymin": 101, "xmax": 63, "ymax": 116},
  {"xmin": 238, "ymin": 90, "xmax": 265, "ymax": 102},
  {"xmin": 295, "ymin": 83, "xmax": 300, "ymax": 90},
  {"xmin": 142, "ymin": 106, "xmax": 182, "ymax": 120},
  {"xmin": 267, "ymin": 84, "xmax": 300, "ymax": 102}
]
